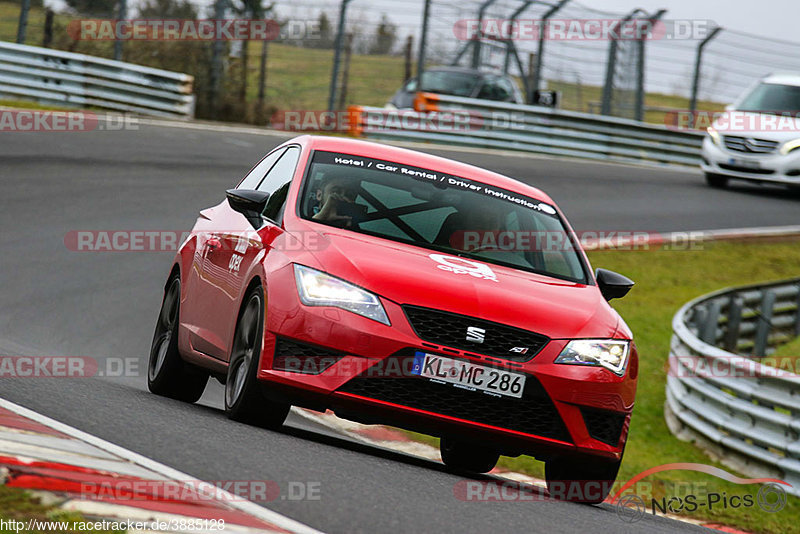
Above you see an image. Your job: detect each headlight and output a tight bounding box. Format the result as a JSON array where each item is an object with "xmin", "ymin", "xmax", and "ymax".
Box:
[
  {"xmin": 555, "ymin": 339, "xmax": 630, "ymax": 376},
  {"xmin": 706, "ymin": 126, "xmax": 722, "ymax": 146},
  {"xmin": 293, "ymin": 264, "xmax": 390, "ymax": 325},
  {"xmin": 779, "ymin": 138, "xmax": 800, "ymax": 156}
]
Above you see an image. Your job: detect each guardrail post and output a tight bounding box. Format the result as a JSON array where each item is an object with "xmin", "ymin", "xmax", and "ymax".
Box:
[
  {"xmin": 503, "ymin": 1, "xmax": 535, "ymax": 74},
  {"xmin": 114, "ymin": 0, "xmax": 128, "ymax": 61},
  {"xmin": 43, "ymin": 9, "xmax": 54, "ymax": 48},
  {"xmin": 689, "ymin": 27, "xmax": 722, "ymax": 127},
  {"xmin": 724, "ymin": 296, "xmax": 744, "ymax": 353},
  {"xmin": 691, "ymin": 305, "xmax": 707, "ymax": 334},
  {"xmin": 634, "ymin": 9, "xmax": 666, "ymax": 122},
  {"xmin": 793, "ymin": 284, "xmax": 800, "ymax": 337},
  {"xmin": 208, "ymin": 0, "xmax": 229, "ymax": 119},
  {"xmin": 700, "ymin": 300, "xmax": 721, "ymax": 345},
  {"xmin": 337, "ymin": 33, "xmax": 354, "ymax": 110},
  {"xmin": 16, "ymin": 0, "xmax": 30, "ymax": 44},
  {"xmin": 416, "ymin": 0, "xmax": 431, "ymax": 80},
  {"xmin": 530, "ymin": 0, "xmax": 570, "ymax": 103},
  {"xmin": 471, "ymin": 0, "xmax": 499, "ymax": 69},
  {"xmin": 404, "ymin": 35, "xmax": 414, "ymax": 81},
  {"xmin": 327, "ymin": 0, "xmax": 352, "ymax": 112},
  {"xmin": 753, "ymin": 290, "xmax": 776, "ymax": 358},
  {"xmin": 601, "ymin": 8, "xmax": 643, "ymax": 116}
]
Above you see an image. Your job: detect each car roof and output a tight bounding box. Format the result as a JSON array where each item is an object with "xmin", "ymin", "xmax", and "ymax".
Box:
[
  {"xmin": 761, "ymin": 73, "xmax": 800, "ymax": 86},
  {"xmin": 424, "ymin": 66, "xmax": 504, "ymax": 79},
  {"xmin": 298, "ymin": 135, "xmax": 554, "ymax": 205}
]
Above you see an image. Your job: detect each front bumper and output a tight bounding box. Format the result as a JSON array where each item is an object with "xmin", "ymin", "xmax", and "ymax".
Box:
[
  {"xmin": 257, "ymin": 265, "xmax": 637, "ymax": 461},
  {"xmin": 701, "ymin": 136, "xmax": 800, "ymax": 185}
]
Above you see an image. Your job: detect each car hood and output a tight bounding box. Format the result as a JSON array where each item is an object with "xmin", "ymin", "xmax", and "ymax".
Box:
[
  {"xmin": 295, "ymin": 226, "xmax": 620, "ymax": 339},
  {"xmin": 712, "ymin": 111, "xmax": 800, "ymax": 142}
]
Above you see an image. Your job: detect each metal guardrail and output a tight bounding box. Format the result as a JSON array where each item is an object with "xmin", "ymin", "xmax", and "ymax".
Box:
[
  {"xmin": 665, "ymin": 278, "xmax": 800, "ymax": 496},
  {"xmin": 0, "ymin": 41, "xmax": 194, "ymax": 118},
  {"xmin": 349, "ymin": 93, "xmax": 704, "ymax": 166}
]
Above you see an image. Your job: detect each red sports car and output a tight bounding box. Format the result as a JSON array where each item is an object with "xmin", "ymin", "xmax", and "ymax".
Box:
[{"xmin": 148, "ymin": 135, "xmax": 636, "ymax": 503}]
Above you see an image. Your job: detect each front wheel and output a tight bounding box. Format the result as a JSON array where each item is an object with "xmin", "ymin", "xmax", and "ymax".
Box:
[
  {"xmin": 147, "ymin": 275, "xmax": 209, "ymax": 402},
  {"xmin": 224, "ymin": 286, "xmax": 290, "ymax": 429},
  {"xmin": 545, "ymin": 455, "xmax": 622, "ymax": 504},
  {"xmin": 440, "ymin": 437, "xmax": 499, "ymax": 473},
  {"xmin": 705, "ymin": 173, "xmax": 728, "ymax": 188}
]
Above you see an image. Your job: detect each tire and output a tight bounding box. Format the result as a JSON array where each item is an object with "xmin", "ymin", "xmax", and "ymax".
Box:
[
  {"xmin": 147, "ymin": 275, "xmax": 209, "ymax": 402},
  {"xmin": 439, "ymin": 437, "xmax": 499, "ymax": 474},
  {"xmin": 224, "ymin": 285, "xmax": 290, "ymax": 429},
  {"xmin": 705, "ymin": 173, "xmax": 728, "ymax": 188},
  {"xmin": 545, "ymin": 455, "xmax": 622, "ymax": 504}
]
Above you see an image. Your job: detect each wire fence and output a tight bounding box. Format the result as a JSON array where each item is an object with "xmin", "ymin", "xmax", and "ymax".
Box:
[{"xmin": 4, "ymin": 0, "xmax": 800, "ymax": 125}]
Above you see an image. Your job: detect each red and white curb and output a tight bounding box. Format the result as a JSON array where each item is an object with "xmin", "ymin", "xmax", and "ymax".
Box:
[{"xmin": 0, "ymin": 398, "xmax": 322, "ymax": 534}]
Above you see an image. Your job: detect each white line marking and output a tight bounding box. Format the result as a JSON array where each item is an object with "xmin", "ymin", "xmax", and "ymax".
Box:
[{"xmin": 0, "ymin": 397, "xmax": 324, "ymax": 534}]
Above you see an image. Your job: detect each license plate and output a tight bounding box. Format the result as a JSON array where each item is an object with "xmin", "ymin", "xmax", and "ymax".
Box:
[
  {"xmin": 411, "ymin": 352, "xmax": 526, "ymax": 399},
  {"xmin": 729, "ymin": 157, "xmax": 761, "ymax": 169}
]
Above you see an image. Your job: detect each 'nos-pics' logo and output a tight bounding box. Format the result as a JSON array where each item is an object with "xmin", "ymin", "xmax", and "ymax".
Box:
[{"xmin": 429, "ymin": 254, "xmax": 498, "ymax": 282}]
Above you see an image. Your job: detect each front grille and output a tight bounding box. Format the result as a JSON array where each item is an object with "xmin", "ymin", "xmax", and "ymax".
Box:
[
  {"xmin": 717, "ymin": 163, "xmax": 775, "ymax": 175},
  {"xmin": 722, "ymin": 135, "xmax": 779, "ymax": 154},
  {"xmin": 402, "ymin": 305, "xmax": 549, "ymax": 362},
  {"xmin": 272, "ymin": 337, "xmax": 345, "ymax": 374},
  {"xmin": 338, "ymin": 361, "xmax": 571, "ymax": 442},
  {"xmin": 580, "ymin": 407, "xmax": 626, "ymax": 446}
]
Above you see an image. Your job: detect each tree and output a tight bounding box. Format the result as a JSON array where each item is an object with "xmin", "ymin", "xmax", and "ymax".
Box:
[
  {"xmin": 369, "ymin": 14, "xmax": 396, "ymax": 55},
  {"xmin": 64, "ymin": 0, "xmax": 116, "ymax": 16},
  {"xmin": 137, "ymin": 0, "xmax": 197, "ymax": 19},
  {"xmin": 316, "ymin": 12, "xmax": 333, "ymax": 49},
  {"xmin": 137, "ymin": 0, "xmax": 198, "ymax": 19}
]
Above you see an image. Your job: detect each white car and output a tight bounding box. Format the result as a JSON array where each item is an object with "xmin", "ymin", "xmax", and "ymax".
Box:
[{"xmin": 701, "ymin": 73, "xmax": 800, "ymax": 189}]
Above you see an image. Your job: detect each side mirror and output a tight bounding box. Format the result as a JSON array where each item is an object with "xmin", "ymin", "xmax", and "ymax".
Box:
[
  {"xmin": 595, "ymin": 268, "xmax": 634, "ymax": 301},
  {"xmin": 226, "ymin": 189, "xmax": 270, "ymax": 229}
]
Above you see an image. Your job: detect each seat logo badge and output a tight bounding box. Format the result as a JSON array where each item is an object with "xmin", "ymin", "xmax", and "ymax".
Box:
[
  {"xmin": 510, "ymin": 346, "xmax": 529, "ymax": 354},
  {"xmin": 466, "ymin": 326, "xmax": 486, "ymax": 343}
]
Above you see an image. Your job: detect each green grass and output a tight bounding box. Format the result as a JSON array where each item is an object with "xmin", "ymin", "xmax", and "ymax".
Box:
[
  {"xmin": 402, "ymin": 239, "xmax": 800, "ymax": 533},
  {"xmin": 585, "ymin": 239, "xmax": 800, "ymax": 534},
  {"xmin": 766, "ymin": 335, "xmax": 800, "ymax": 371},
  {"xmin": 0, "ymin": 485, "xmax": 122, "ymax": 533},
  {"xmin": 0, "ymin": 98, "xmax": 73, "ymax": 110}
]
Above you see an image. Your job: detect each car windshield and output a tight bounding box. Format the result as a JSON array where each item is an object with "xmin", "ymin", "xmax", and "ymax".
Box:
[
  {"xmin": 419, "ymin": 70, "xmax": 480, "ymax": 97},
  {"xmin": 299, "ymin": 151, "xmax": 588, "ymax": 283},
  {"xmin": 737, "ymin": 82, "xmax": 800, "ymax": 113}
]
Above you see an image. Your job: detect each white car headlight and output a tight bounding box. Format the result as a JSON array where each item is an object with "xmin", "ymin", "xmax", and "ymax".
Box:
[
  {"xmin": 706, "ymin": 126, "xmax": 722, "ymax": 146},
  {"xmin": 779, "ymin": 138, "xmax": 800, "ymax": 156},
  {"xmin": 555, "ymin": 339, "xmax": 630, "ymax": 376},
  {"xmin": 293, "ymin": 264, "xmax": 390, "ymax": 325}
]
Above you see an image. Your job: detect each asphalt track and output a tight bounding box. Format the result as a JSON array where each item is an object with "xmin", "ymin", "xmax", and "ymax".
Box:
[{"xmin": 1, "ymin": 121, "xmax": 797, "ymax": 533}]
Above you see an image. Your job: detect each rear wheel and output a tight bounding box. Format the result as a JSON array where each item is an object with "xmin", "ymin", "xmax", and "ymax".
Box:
[
  {"xmin": 439, "ymin": 437, "xmax": 499, "ymax": 473},
  {"xmin": 705, "ymin": 173, "xmax": 728, "ymax": 188},
  {"xmin": 545, "ymin": 455, "xmax": 622, "ymax": 504},
  {"xmin": 224, "ymin": 286, "xmax": 290, "ymax": 429},
  {"xmin": 147, "ymin": 275, "xmax": 209, "ymax": 402}
]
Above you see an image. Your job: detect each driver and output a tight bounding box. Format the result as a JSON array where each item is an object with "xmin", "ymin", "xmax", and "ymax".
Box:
[{"xmin": 311, "ymin": 176, "xmax": 360, "ymax": 228}]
